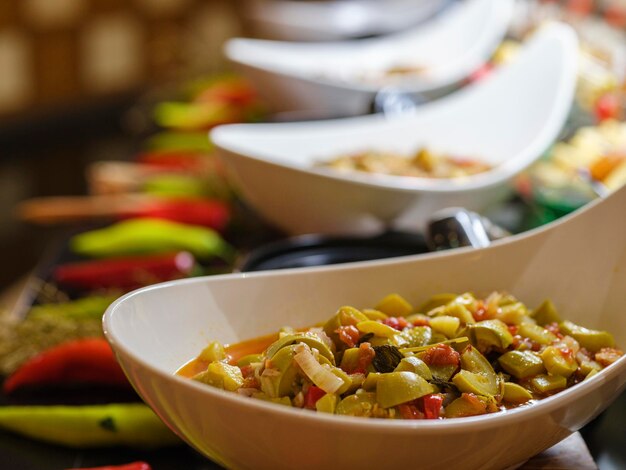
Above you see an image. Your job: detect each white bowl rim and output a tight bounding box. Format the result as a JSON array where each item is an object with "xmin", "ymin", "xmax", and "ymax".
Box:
[
  {"xmin": 103, "ymin": 191, "xmax": 626, "ymax": 433},
  {"xmin": 226, "ymin": 0, "xmax": 515, "ymax": 94},
  {"xmin": 212, "ymin": 22, "xmax": 579, "ymax": 194}
]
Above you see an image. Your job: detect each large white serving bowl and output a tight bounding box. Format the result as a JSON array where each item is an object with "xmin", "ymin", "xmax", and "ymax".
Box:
[
  {"xmin": 242, "ymin": 0, "xmax": 449, "ymax": 42},
  {"xmin": 212, "ymin": 23, "xmax": 578, "ymax": 235},
  {"xmin": 104, "ymin": 185, "xmax": 626, "ymax": 470},
  {"xmin": 226, "ymin": 0, "xmax": 514, "ymax": 115}
]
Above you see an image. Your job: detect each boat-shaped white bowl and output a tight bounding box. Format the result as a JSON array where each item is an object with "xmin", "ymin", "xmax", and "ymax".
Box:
[
  {"xmin": 213, "ymin": 23, "xmax": 578, "ymax": 235},
  {"xmin": 104, "ymin": 185, "xmax": 626, "ymax": 470},
  {"xmin": 242, "ymin": 0, "xmax": 448, "ymax": 41},
  {"xmin": 226, "ymin": 0, "xmax": 514, "ymax": 115}
]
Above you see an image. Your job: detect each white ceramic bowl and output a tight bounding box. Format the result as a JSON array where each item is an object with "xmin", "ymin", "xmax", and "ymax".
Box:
[
  {"xmin": 242, "ymin": 0, "xmax": 448, "ymax": 41},
  {"xmin": 212, "ymin": 23, "xmax": 578, "ymax": 235},
  {"xmin": 104, "ymin": 186, "xmax": 626, "ymax": 470},
  {"xmin": 226, "ymin": 0, "xmax": 514, "ymax": 115}
]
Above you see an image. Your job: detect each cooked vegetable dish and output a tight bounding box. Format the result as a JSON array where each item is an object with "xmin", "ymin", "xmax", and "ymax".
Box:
[
  {"xmin": 318, "ymin": 148, "xmax": 491, "ymax": 179},
  {"xmin": 179, "ymin": 292, "xmax": 623, "ymax": 419}
]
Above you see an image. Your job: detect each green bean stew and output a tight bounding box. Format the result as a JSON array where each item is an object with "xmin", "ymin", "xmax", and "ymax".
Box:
[{"xmin": 178, "ymin": 292, "xmax": 623, "ymax": 419}]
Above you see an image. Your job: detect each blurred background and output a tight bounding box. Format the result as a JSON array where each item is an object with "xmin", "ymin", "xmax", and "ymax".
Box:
[{"xmin": 0, "ymin": 1, "xmax": 625, "ymax": 468}]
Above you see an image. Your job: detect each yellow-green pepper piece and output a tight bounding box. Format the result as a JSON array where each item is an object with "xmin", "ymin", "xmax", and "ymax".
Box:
[
  {"xmin": 531, "ymin": 299, "xmax": 562, "ymax": 326},
  {"xmin": 531, "ymin": 374, "xmax": 567, "ymax": 394},
  {"xmin": 469, "ymin": 319, "xmax": 513, "ymax": 351},
  {"xmin": 440, "ymin": 304, "xmax": 475, "ymax": 324},
  {"xmin": 444, "ymin": 393, "xmax": 491, "ymax": 418},
  {"xmin": 339, "ymin": 347, "xmax": 359, "ymax": 372},
  {"xmin": 498, "ymin": 351, "xmax": 545, "ymax": 379},
  {"xmin": 376, "ymin": 372, "xmax": 434, "ymax": 408},
  {"xmin": 517, "ymin": 323, "xmax": 557, "ymax": 345},
  {"xmin": 260, "ymin": 345, "xmax": 300, "ymax": 397},
  {"xmin": 198, "ymin": 341, "xmax": 226, "ymax": 363},
  {"xmin": 497, "ymin": 302, "xmax": 532, "ymax": 325},
  {"xmin": 429, "ymin": 315, "xmax": 460, "ymax": 339},
  {"xmin": 375, "ymin": 293, "xmax": 413, "ymax": 317},
  {"xmin": 362, "ymin": 373, "xmax": 382, "ymax": 391},
  {"xmin": 315, "ymin": 394, "xmax": 339, "ymax": 413},
  {"xmin": 559, "ymin": 321, "xmax": 615, "ymax": 353},
  {"xmin": 540, "ymin": 346, "xmax": 577, "ymax": 377},
  {"xmin": 362, "ymin": 309, "xmax": 388, "ymax": 321},
  {"xmin": 399, "ymin": 326, "xmax": 432, "ymax": 348},
  {"xmin": 71, "ymin": 218, "xmax": 229, "ymax": 260},
  {"xmin": 453, "ymin": 370, "xmax": 499, "ymax": 397},
  {"xmin": 336, "ymin": 392, "xmax": 378, "ymax": 417},
  {"xmin": 394, "ymin": 356, "xmax": 432, "ymax": 380},
  {"xmin": 502, "ymin": 382, "xmax": 533, "ymax": 404},
  {"xmin": 236, "ymin": 354, "xmax": 263, "ymax": 368},
  {"xmin": 193, "ymin": 362, "xmax": 243, "ymax": 391},
  {"xmin": 356, "ymin": 321, "xmax": 398, "ymax": 338}
]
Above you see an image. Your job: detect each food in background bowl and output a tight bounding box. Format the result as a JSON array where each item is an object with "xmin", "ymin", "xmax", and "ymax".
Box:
[
  {"xmin": 318, "ymin": 148, "xmax": 491, "ymax": 179},
  {"xmin": 180, "ymin": 291, "xmax": 622, "ymax": 419}
]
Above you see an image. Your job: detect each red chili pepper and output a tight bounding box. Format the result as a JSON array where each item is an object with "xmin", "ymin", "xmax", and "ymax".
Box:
[
  {"xmin": 3, "ymin": 338, "xmax": 129, "ymax": 394},
  {"xmin": 53, "ymin": 252, "xmax": 196, "ymax": 291},
  {"xmin": 69, "ymin": 462, "xmax": 151, "ymax": 470},
  {"xmin": 136, "ymin": 151, "xmax": 208, "ymax": 171},
  {"xmin": 422, "ymin": 344, "xmax": 461, "ymax": 367},
  {"xmin": 420, "ymin": 394, "xmax": 444, "ymax": 419},
  {"xmin": 121, "ymin": 199, "xmax": 231, "ymax": 231},
  {"xmin": 304, "ymin": 386, "xmax": 326, "ymax": 409}
]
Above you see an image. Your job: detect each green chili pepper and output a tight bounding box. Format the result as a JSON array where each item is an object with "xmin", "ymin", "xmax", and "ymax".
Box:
[
  {"xmin": 29, "ymin": 296, "xmax": 117, "ymax": 321},
  {"xmin": 146, "ymin": 131, "xmax": 214, "ymax": 153},
  {"xmin": 0, "ymin": 403, "xmax": 180, "ymax": 448},
  {"xmin": 70, "ymin": 218, "xmax": 231, "ymax": 260}
]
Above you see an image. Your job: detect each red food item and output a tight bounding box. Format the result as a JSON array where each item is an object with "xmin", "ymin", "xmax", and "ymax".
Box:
[
  {"xmin": 466, "ymin": 63, "xmax": 493, "ymax": 83},
  {"xmin": 382, "ymin": 317, "xmax": 409, "ymax": 331},
  {"xmin": 3, "ymin": 338, "xmax": 129, "ymax": 394},
  {"xmin": 595, "ymin": 348, "xmax": 624, "ymax": 367},
  {"xmin": 545, "ymin": 322, "xmax": 564, "ymax": 339},
  {"xmin": 195, "ymin": 79, "xmax": 258, "ymax": 107},
  {"xmin": 136, "ymin": 151, "xmax": 208, "ymax": 171},
  {"xmin": 354, "ymin": 342, "xmax": 376, "ymax": 374},
  {"xmin": 472, "ymin": 301, "xmax": 489, "ymax": 321},
  {"xmin": 122, "ymin": 199, "xmax": 231, "ymax": 232},
  {"xmin": 420, "ymin": 394, "xmax": 444, "ymax": 419},
  {"xmin": 304, "ymin": 385, "xmax": 326, "ymax": 409},
  {"xmin": 69, "ymin": 462, "xmax": 151, "ymax": 470},
  {"xmin": 398, "ymin": 404, "xmax": 424, "ymax": 420},
  {"xmin": 337, "ymin": 325, "xmax": 361, "ymax": 348},
  {"xmin": 594, "ymin": 93, "xmax": 622, "ymax": 122},
  {"xmin": 422, "ymin": 344, "xmax": 461, "ymax": 367},
  {"xmin": 54, "ymin": 252, "xmax": 196, "ymax": 291}
]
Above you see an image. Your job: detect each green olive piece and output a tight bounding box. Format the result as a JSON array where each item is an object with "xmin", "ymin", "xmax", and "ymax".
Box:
[
  {"xmin": 339, "ymin": 347, "xmax": 359, "ymax": 371},
  {"xmin": 429, "ymin": 315, "xmax": 461, "ymax": 339},
  {"xmin": 362, "ymin": 309, "xmax": 388, "ymax": 321},
  {"xmin": 336, "ymin": 392, "xmax": 378, "ymax": 417},
  {"xmin": 362, "ymin": 373, "xmax": 382, "ymax": 391},
  {"xmin": 376, "ymin": 372, "xmax": 434, "ymax": 408},
  {"xmin": 357, "ymin": 321, "xmax": 398, "ymax": 338},
  {"xmin": 531, "ymin": 299, "xmax": 562, "ymax": 326},
  {"xmin": 531, "ymin": 374, "xmax": 567, "ymax": 394},
  {"xmin": 540, "ymin": 346, "xmax": 578, "ymax": 377},
  {"xmin": 260, "ymin": 345, "xmax": 300, "ymax": 397},
  {"xmin": 265, "ymin": 332, "xmax": 335, "ymax": 364},
  {"xmin": 559, "ymin": 321, "xmax": 615, "ymax": 353},
  {"xmin": 498, "ymin": 351, "xmax": 545, "ymax": 379},
  {"xmin": 441, "ymin": 304, "xmax": 475, "ymax": 325},
  {"xmin": 236, "ymin": 354, "xmax": 263, "ymax": 368},
  {"xmin": 394, "ymin": 356, "xmax": 432, "ymax": 380},
  {"xmin": 198, "ymin": 341, "xmax": 226, "ymax": 363},
  {"xmin": 469, "ymin": 320, "xmax": 513, "ymax": 351},
  {"xmin": 427, "ymin": 364, "xmax": 459, "ymax": 382},
  {"xmin": 502, "ymin": 382, "xmax": 533, "ymax": 404},
  {"xmin": 460, "ymin": 345, "xmax": 497, "ymax": 377},
  {"xmin": 517, "ymin": 323, "xmax": 557, "ymax": 345}
]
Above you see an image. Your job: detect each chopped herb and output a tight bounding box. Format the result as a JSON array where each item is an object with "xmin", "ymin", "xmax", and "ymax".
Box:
[{"xmin": 98, "ymin": 416, "xmax": 118, "ymax": 432}]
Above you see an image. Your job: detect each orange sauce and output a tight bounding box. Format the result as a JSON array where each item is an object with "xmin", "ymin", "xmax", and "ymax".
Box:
[{"xmin": 177, "ymin": 332, "xmax": 279, "ymax": 378}]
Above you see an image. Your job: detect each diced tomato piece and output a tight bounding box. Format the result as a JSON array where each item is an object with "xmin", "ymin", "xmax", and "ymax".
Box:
[
  {"xmin": 472, "ymin": 301, "xmax": 489, "ymax": 321},
  {"xmin": 420, "ymin": 394, "xmax": 444, "ymax": 420},
  {"xmin": 398, "ymin": 404, "xmax": 423, "ymax": 420},
  {"xmin": 594, "ymin": 93, "xmax": 622, "ymax": 122},
  {"xmin": 545, "ymin": 322, "xmax": 564, "ymax": 339},
  {"xmin": 411, "ymin": 317, "xmax": 430, "ymax": 327},
  {"xmin": 422, "ymin": 344, "xmax": 460, "ymax": 367},
  {"xmin": 353, "ymin": 342, "xmax": 376, "ymax": 374},
  {"xmin": 508, "ymin": 325, "xmax": 519, "ymax": 336},
  {"xmin": 382, "ymin": 317, "xmax": 409, "ymax": 331},
  {"xmin": 304, "ymin": 385, "xmax": 326, "ymax": 409},
  {"xmin": 595, "ymin": 348, "xmax": 624, "ymax": 367},
  {"xmin": 337, "ymin": 325, "xmax": 361, "ymax": 348}
]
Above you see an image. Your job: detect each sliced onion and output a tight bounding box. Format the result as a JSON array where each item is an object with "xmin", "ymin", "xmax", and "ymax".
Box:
[{"xmin": 294, "ymin": 344, "xmax": 344, "ymax": 394}]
